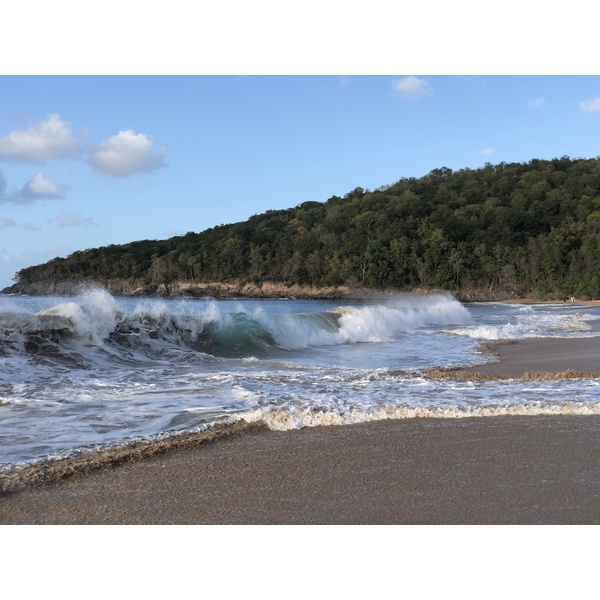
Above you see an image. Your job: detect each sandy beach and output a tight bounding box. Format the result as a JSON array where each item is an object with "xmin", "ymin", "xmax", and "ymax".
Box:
[
  {"xmin": 2, "ymin": 321, "xmax": 600, "ymax": 525},
  {"xmin": 459, "ymin": 336, "xmax": 600, "ymax": 377},
  {"xmin": 1, "ymin": 414, "xmax": 599, "ymax": 524}
]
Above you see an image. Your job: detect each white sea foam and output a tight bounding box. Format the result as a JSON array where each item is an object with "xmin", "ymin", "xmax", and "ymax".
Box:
[
  {"xmin": 36, "ymin": 287, "xmax": 123, "ymax": 344},
  {"xmin": 257, "ymin": 293, "xmax": 472, "ymax": 349},
  {"xmin": 338, "ymin": 293, "xmax": 471, "ymax": 341},
  {"xmin": 3, "ymin": 293, "xmax": 600, "ymax": 466},
  {"xmin": 449, "ymin": 323, "xmax": 524, "ymax": 340},
  {"xmin": 449, "ymin": 309, "xmax": 597, "ymax": 340},
  {"xmin": 236, "ymin": 400, "xmax": 600, "ymax": 430}
]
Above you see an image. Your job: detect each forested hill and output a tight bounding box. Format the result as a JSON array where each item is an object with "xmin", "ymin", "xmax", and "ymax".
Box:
[{"xmin": 6, "ymin": 156, "xmax": 600, "ymax": 300}]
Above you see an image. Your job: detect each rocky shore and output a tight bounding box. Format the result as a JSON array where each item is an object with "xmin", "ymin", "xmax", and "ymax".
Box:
[{"xmin": 1, "ymin": 277, "xmax": 527, "ymax": 302}]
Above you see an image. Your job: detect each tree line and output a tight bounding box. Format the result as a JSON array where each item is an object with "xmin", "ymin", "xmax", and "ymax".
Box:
[{"xmin": 10, "ymin": 156, "xmax": 600, "ymax": 299}]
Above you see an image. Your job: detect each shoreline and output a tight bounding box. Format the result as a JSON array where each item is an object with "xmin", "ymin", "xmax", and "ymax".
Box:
[
  {"xmin": 3, "ymin": 306, "xmax": 600, "ymax": 524},
  {"xmin": 2, "ymin": 415, "xmax": 599, "ymax": 524},
  {"xmin": 457, "ymin": 300, "xmax": 600, "ymax": 377},
  {"xmin": 4, "ymin": 280, "xmax": 593, "ymax": 304},
  {"xmin": 456, "ymin": 336, "xmax": 600, "ymax": 378}
]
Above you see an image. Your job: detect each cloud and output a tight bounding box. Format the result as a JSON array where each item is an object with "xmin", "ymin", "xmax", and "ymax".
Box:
[
  {"xmin": 528, "ymin": 98, "xmax": 548, "ymax": 109},
  {"xmin": 0, "ymin": 214, "xmax": 39, "ymax": 231},
  {"xmin": 21, "ymin": 173, "xmax": 67, "ymax": 200},
  {"xmin": 480, "ymin": 148, "xmax": 495, "ymax": 156},
  {"xmin": 89, "ymin": 130, "xmax": 167, "ymax": 176},
  {"xmin": 392, "ymin": 76, "xmax": 433, "ymax": 101},
  {"xmin": 54, "ymin": 211, "xmax": 97, "ymax": 229},
  {"xmin": 0, "ymin": 215, "xmax": 17, "ymax": 229},
  {"xmin": 1, "ymin": 172, "xmax": 68, "ymax": 204},
  {"xmin": 579, "ymin": 97, "xmax": 600, "ymax": 113},
  {"xmin": 0, "ymin": 116, "xmax": 167, "ymax": 179},
  {"xmin": 0, "ymin": 114, "xmax": 80, "ymax": 163}
]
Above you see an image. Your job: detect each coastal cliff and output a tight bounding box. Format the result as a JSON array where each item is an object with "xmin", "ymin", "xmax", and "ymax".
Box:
[{"xmin": 1, "ymin": 278, "xmax": 397, "ymax": 300}]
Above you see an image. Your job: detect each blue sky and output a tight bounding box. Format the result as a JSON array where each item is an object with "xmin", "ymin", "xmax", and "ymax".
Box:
[
  {"xmin": 2, "ymin": 0, "xmax": 598, "ymax": 583},
  {"xmin": 1, "ymin": 5, "xmax": 599, "ymax": 289}
]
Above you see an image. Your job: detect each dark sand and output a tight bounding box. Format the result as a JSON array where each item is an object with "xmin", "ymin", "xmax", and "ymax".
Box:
[
  {"xmin": 1, "ymin": 415, "xmax": 599, "ymax": 524},
  {"xmin": 461, "ymin": 336, "xmax": 600, "ymax": 377},
  {"xmin": 2, "ymin": 333, "xmax": 600, "ymax": 525}
]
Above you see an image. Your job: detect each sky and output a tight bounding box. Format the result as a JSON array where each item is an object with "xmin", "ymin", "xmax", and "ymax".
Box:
[
  {"xmin": 2, "ymin": 0, "xmax": 599, "ymax": 588},
  {"xmin": 1, "ymin": 3, "xmax": 599, "ymax": 290}
]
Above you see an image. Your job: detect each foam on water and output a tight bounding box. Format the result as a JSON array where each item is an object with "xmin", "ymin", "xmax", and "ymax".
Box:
[
  {"xmin": 0, "ymin": 289, "xmax": 471, "ymax": 361},
  {"xmin": 448, "ymin": 305, "xmax": 597, "ymax": 340},
  {"xmin": 2, "ymin": 290, "xmax": 600, "ymax": 468},
  {"xmin": 36, "ymin": 288, "xmax": 124, "ymax": 344},
  {"xmin": 335, "ymin": 294, "xmax": 472, "ymax": 343},
  {"xmin": 239, "ymin": 400, "xmax": 600, "ymax": 431}
]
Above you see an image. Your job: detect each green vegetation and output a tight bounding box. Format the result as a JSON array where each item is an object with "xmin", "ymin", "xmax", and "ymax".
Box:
[{"xmin": 10, "ymin": 156, "xmax": 600, "ymax": 298}]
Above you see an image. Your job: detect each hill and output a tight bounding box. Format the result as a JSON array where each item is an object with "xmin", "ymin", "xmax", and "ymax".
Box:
[{"xmin": 5, "ymin": 156, "xmax": 600, "ymax": 300}]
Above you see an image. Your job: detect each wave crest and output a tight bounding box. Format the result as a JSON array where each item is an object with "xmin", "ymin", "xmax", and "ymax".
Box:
[{"xmin": 1, "ymin": 290, "xmax": 470, "ymax": 361}]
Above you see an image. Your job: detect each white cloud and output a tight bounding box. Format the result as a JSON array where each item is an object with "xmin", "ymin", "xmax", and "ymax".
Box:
[
  {"xmin": 54, "ymin": 211, "xmax": 97, "ymax": 228},
  {"xmin": 480, "ymin": 148, "xmax": 495, "ymax": 156},
  {"xmin": 392, "ymin": 76, "xmax": 433, "ymax": 101},
  {"xmin": 23, "ymin": 173, "xmax": 67, "ymax": 199},
  {"xmin": 528, "ymin": 98, "xmax": 548, "ymax": 109},
  {"xmin": 0, "ymin": 114, "xmax": 80, "ymax": 163},
  {"xmin": 1, "ymin": 172, "xmax": 68, "ymax": 204},
  {"xmin": 579, "ymin": 97, "xmax": 600, "ymax": 113},
  {"xmin": 89, "ymin": 130, "xmax": 167, "ymax": 176}
]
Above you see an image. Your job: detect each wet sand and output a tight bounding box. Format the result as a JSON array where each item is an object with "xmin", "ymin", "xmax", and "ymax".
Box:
[
  {"xmin": 2, "ymin": 333, "xmax": 600, "ymax": 525},
  {"xmin": 460, "ymin": 336, "xmax": 600, "ymax": 377},
  {"xmin": 1, "ymin": 414, "xmax": 599, "ymax": 524}
]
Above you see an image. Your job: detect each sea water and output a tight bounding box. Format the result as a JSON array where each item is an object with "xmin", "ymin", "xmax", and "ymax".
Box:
[{"xmin": 2, "ymin": 289, "xmax": 600, "ymax": 468}]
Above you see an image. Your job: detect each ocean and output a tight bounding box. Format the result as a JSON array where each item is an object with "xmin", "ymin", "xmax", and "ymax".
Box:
[{"xmin": 2, "ymin": 288, "xmax": 600, "ymax": 473}]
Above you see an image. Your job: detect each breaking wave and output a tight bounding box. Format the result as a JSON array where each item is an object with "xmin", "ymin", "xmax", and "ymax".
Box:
[
  {"xmin": 0, "ymin": 288, "xmax": 471, "ymax": 364},
  {"xmin": 446, "ymin": 307, "xmax": 597, "ymax": 341},
  {"xmin": 4, "ymin": 290, "xmax": 600, "ymax": 472}
]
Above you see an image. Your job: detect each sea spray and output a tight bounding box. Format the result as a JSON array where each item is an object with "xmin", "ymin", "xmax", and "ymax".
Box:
[
  {"xmin": 1, "ymin": 291, "xmax": 474, "ymax": 360},
  {"xmin": 447, "ymin": 304, "xmax": 596, "ymax": 341},
  {"xmin": 37, "ymin": 287, "xmax": 123, "ymax": 345},
  {"xmin": 2, "ymin": 291, "xmax": 600, "ymax": 468},
  {"xmin": 335, "ymin": 293, "xmax": 472, "ymax": 343}
]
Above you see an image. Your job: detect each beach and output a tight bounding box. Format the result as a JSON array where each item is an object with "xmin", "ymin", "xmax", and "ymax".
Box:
[
  {"xmin": 2, "ymin": 327, "xmax": 600, "ymax": 525},
  {"xmin": 459, "ymin": 336, "xmax": 600, "ymax": 377},
  {"xmin": 0, "ymin": 414, "xmax": 598, "ymax": 524}
]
